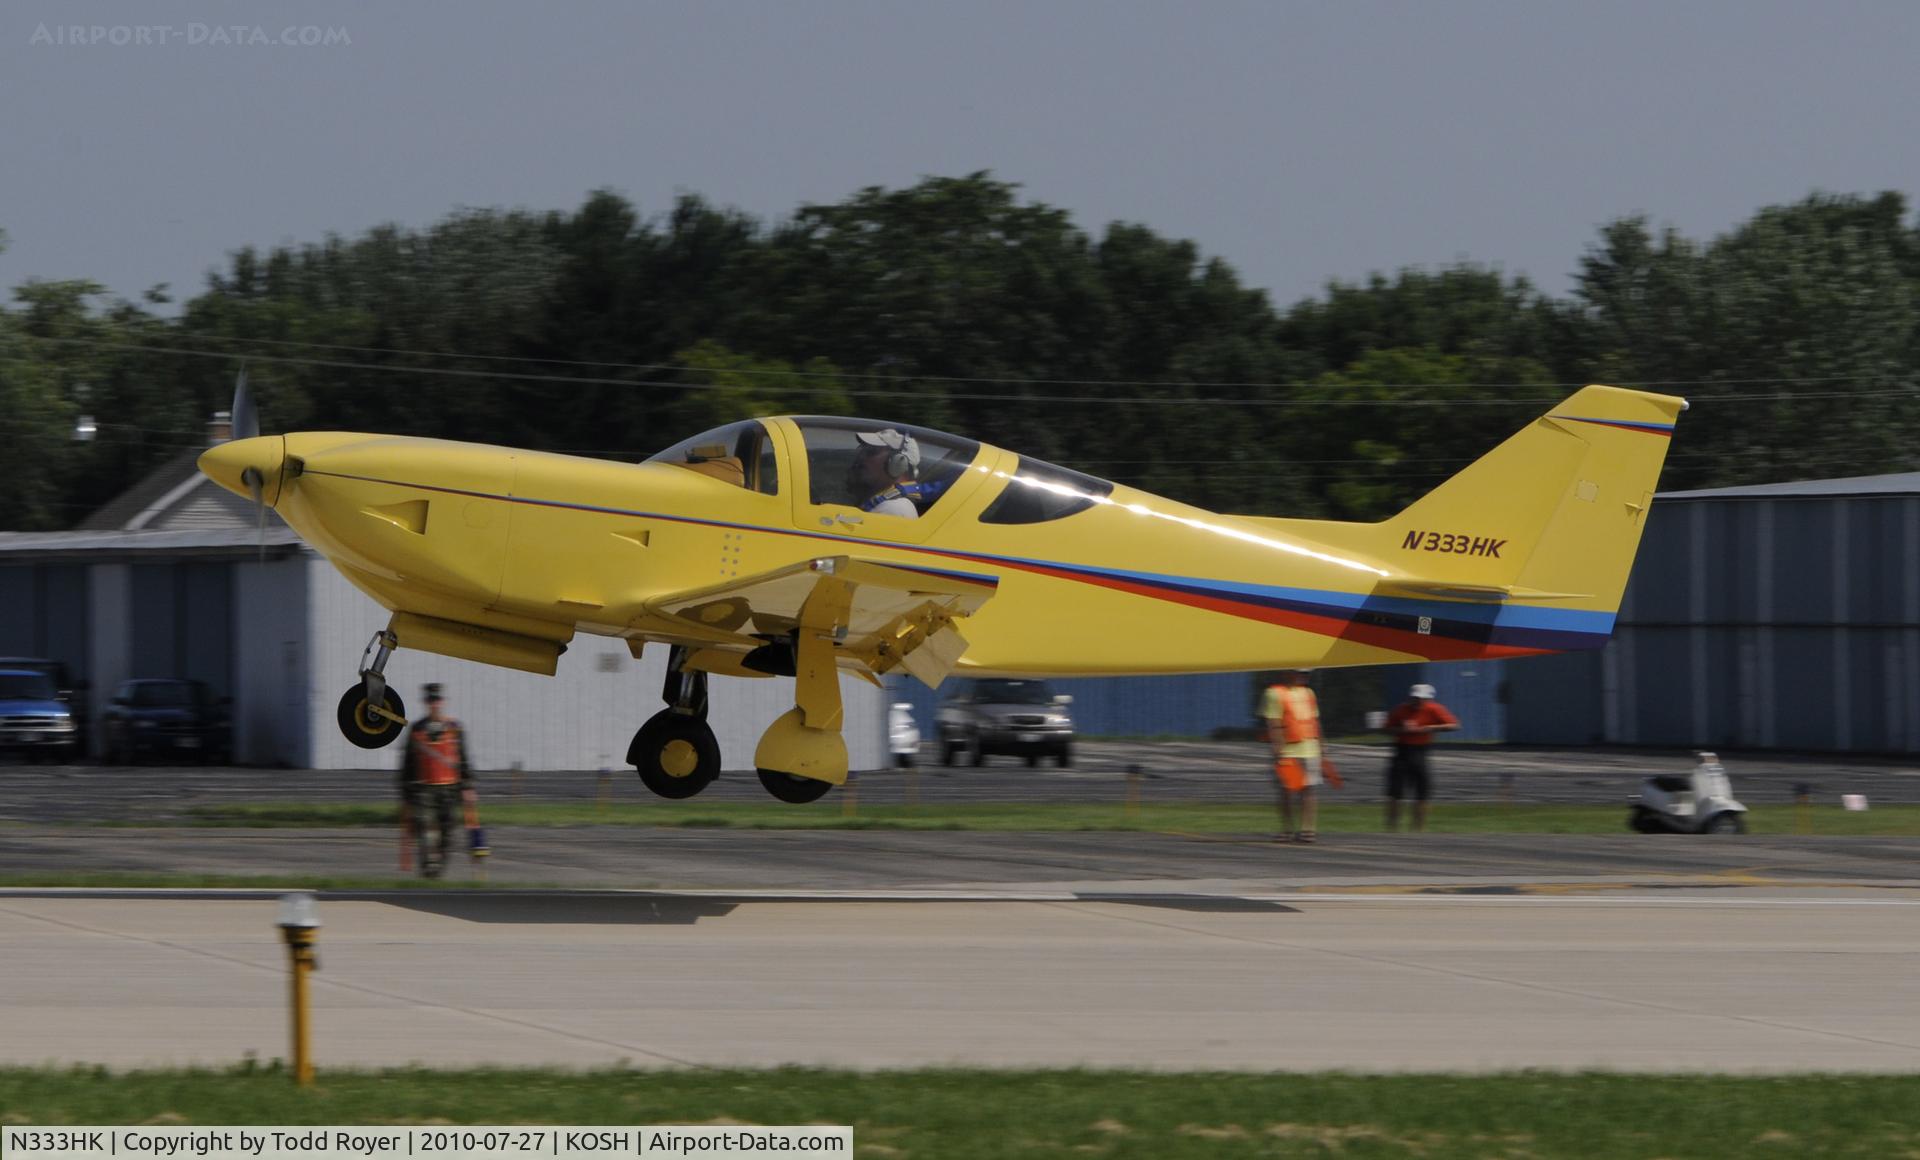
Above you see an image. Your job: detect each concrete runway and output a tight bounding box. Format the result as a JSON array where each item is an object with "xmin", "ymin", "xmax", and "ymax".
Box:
[
  {"xmin": 6, "ymin": 890, "xmax": 1920, "ymax": 1072},
  {"xmin": 3, "ymin": 741, "xmax": 1917, "ymax": 1072}
]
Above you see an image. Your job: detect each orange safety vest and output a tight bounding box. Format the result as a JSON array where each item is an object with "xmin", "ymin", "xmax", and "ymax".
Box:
[
  {"xmin": 1271, "ymin": 686, "xmax": 1320, "ymax": 744},
  {"xmin": 410, "ymin": 721, "xmax": 463, "ymax": 786}
]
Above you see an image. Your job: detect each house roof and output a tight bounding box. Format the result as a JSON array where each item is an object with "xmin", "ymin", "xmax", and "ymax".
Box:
[{"xmin": 75, "ymin": 445, "xmax": 286, "ymax": 534}]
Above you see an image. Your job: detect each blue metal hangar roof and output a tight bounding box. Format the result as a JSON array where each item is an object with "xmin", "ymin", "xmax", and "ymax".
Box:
[{"xmin": 1659, "ymin": 472, "xmax": 1920, "ymax": 501}]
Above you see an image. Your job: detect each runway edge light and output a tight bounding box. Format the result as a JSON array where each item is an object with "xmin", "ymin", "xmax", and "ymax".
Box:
[{"xmin": 276, "ymin": 891, "xmax": 320, "ymax": 1086}]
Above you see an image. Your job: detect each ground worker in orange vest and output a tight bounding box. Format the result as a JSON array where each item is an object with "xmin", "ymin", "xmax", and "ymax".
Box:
[
  {"xmin": 399, "ymin": 682, "xmax": 475, "ymax": 878},
  {"xmin": 1262, "ymin": 669, "xmax": 1339, "ymax": 843},
  {"xmin": 1384, "ymin": 682, "xmax": 1459, "ymax": 832}
]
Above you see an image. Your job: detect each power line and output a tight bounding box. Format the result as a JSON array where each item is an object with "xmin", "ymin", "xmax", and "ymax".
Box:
[
  {"xmin": 12, "ymin": 338, "xmax": 1915, "ymax": 407},
  {"xmin": 28, "ymin": 320, "xmax": 1920, "ymax": 391}
]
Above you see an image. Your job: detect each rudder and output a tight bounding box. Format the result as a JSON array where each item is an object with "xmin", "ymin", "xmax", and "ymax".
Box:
[{"xmin": 1238, "ymin": 385, "xmax": 1686, "ymax": 618}]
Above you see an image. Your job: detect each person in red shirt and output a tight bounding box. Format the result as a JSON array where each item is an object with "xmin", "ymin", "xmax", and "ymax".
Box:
[{"xmin": 1383, "ymin": 682, "xmax": 1458, "ymax": 832}]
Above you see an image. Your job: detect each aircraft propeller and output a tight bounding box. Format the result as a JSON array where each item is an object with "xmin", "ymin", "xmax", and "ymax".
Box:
[{"xmin": 231, "ymin": 366, "xmax": 268, "ymax": 562}]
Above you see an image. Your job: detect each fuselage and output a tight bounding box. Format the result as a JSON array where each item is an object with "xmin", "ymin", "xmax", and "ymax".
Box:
[{"xmin": 199, "ymin": 418, "xmax": 1466, "ymax": 677}]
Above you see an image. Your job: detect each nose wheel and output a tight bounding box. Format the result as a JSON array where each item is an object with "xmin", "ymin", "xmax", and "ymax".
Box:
[
  {"xmin": 337, "ymin": 627, "xmax": 406, "ymax": 748},
  {"xmin": 337, "ymin": 684, "xmax": 406, "ymax": 748},
  {"xmin": 629, "ymin": 709, "xmax": 721, "ymax": 799}
]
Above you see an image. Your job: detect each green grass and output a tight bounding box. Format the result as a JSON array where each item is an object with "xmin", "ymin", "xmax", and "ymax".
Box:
[
  {"xmin": 2, "ymin": 1066, "xmax": 1918, "ymax": 1158},
  {"xmin": 176, "ymin": 800, "xmax": 1920, "ymax": 836}
]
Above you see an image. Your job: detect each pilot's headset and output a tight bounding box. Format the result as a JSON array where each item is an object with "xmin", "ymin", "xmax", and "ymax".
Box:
[{"xmin": 860, "ymin": 428, "xmax": 921, "ymax": 479}]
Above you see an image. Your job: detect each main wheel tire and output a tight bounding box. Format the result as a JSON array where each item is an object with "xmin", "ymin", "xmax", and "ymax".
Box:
[
  {"xmin": 1705, "ymin": 812, "xmax": 1746, "ymax": 834},
  {"xmin": 969, "ymin": 740, "xmax": 987, "ymax": 768},
  {"xmin": 1054, "ymin": 744, "xmax": 1073, "ymax": 768},
  {"xmin": 629, "ymin": 710, "xmax": 720, "ymax": 799},
  {"xmin": 757, "ymin": 768, "xmax": 834, "ymax": 803},
  {"xmin": 941, "ymin": 739, "xmax": 960, "ymax": 766},
  {"xmin": 337, "ymin": 685, "xmax": 407, "ymax": 749},
  {"xmin": 1025, "ymin": 753, "xmax": 1039, "ymax": 768}
]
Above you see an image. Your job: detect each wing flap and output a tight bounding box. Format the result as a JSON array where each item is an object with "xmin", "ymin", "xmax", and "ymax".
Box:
[{"xmin": 640, "ymin": 556, "xmax": 996, "ymax": 686}]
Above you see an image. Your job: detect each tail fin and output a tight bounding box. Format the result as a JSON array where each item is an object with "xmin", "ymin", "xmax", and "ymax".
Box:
[{"xmin": 1243, "ymin": 385, "xmax": 1686, "ymax": 618}]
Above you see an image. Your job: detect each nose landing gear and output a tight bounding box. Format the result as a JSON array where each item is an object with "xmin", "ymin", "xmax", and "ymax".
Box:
[
  {"xmin": 337, "ymin": 629, "xmax": 407, "ymax": 748},
  {"xmin": 629, "ymin": 646, "xmax": 721, "ymax": 799}
]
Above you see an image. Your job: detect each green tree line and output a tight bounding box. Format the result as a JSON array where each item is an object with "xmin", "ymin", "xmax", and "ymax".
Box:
[{"xmin": 1, "ymin": 176, "xmax": 1914, "ymax": 531}]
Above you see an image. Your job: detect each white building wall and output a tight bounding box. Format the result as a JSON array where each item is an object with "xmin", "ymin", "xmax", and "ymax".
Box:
[
  {"xmin": 232, "ymin": 554, "xmax": 312, "ymax": 766},
  {"xmin": 302, "ymin": 558, "xmax": 888, "ymax": 772}
]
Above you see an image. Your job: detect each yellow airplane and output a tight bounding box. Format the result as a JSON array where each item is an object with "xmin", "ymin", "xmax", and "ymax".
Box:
[{"xmin": 199, "ymin": 383, "xmax": 1684, "ymax": 802}]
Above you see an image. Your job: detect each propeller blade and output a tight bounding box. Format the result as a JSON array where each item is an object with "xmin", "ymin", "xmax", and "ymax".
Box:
[
  {"xmin": 231, "ymin": 366, "xmax": 259, "ymax": 441},
  {"xmin": 242, "ymin": 466, "xmax": 265, "ymax": 563}
]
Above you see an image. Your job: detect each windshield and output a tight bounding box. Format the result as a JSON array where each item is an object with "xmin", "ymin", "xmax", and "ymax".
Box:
[
  {"xmin": 130, "ymin": 682, "xmax": 199, "ymax": 707},
  {"xmin": 979, "ymin": 456, "xmax": 1114, "ymax": 525},
  {"xmin": 644, "ymin": 420, "xmax": 780, "ymax": 495},
  {"xmin": 0, "ymin": 672, "xmax": 58, "ymax": 700},
  {"xmin": 971, "ymin": 679, "xmax": 1056, "ymax": 705}
]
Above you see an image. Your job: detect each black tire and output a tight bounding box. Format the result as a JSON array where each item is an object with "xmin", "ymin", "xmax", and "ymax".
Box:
[
  {"xmin": 1055, "ymin": 744, "xmax": 1073, "ymax": 768},
  {"xmin": 628, "ymin": 710, "xmax": 720, "ymax": 799},
  {"xmin": 1025, "ymin": 753, "xmax": 1039, "ymax": 768},
  {"xmin": 1629, "ymin": 808, "xmax": 1661, "ymax": 834},
  {"xmin": 757, "ymin": 768, "xmax": 834, "ymax": 803},
  {"xmin": 1705, "ymin": 811, "xmax": 1746, "ymax": 835},
  {"xmin": 941, "ymin": 739, "xmax": 960, "ymax": 766},
  {"xmin": 969, "ymin": 739, "xmax": 987, "ymax": 768},
  {"xmin": 337, "ymin": 685, "xmax": 407, "ymax": 749}
]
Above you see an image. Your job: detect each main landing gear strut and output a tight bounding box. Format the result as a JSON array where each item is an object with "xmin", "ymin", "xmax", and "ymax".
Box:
[
  {"xmin": 629, "ymin": 645, "xmax": 722, "ymax": 799},
  {"xmin": 337, "ymin": 629, "xmax": 407, "ymax": 748}
]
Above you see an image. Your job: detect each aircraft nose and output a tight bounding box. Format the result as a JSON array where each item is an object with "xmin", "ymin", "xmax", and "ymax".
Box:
[{"xmin": 198, "ymin": 435, "xmax": 287, "ymax": 506}]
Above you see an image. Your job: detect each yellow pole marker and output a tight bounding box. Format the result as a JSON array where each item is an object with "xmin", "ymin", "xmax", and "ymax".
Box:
[
  {"xmin": 276, "ymin": 892, "xmax": 320, "ymax": 1087},
  {"xmin": 842, "ymin": 770, "xmax": 858, "ymax": 818},
  {"xmin": 1125, "ymin": 764, "xmax": 1143, "ymax": 821},
  {"xmin": 597, "ymin": 764, "xmax": 612, "ymax": 812}
]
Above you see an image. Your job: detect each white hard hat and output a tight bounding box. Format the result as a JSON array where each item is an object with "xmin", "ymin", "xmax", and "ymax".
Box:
[{"xmin": 1409, "ymin": 683, "xmax": 1436, "ymax": 699}]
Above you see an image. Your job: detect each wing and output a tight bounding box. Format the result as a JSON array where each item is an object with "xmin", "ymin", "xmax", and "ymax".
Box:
[{"xmin": 636, "ymin": 556, "xmax": 998, "ymax": 688}]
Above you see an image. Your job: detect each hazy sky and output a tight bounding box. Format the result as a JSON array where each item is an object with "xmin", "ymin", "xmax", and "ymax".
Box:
[{"xmin": 4, "ymin": 1, "xmax": 1917, "ymax": 312}]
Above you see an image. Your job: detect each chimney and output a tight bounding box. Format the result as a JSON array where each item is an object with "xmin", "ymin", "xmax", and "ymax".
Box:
[{"xmin": 208, "ymin": 410, "xmax": 232, "ymax": 446}]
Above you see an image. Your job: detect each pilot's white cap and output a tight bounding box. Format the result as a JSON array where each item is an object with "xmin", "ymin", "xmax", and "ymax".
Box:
[
  {"xmin": 856, "ymin": 427, "xmax": 920, "ymax": 467},
  {"xmin": 1409, "ymin": 683, "xmax": 1436, "ymax": 699}
]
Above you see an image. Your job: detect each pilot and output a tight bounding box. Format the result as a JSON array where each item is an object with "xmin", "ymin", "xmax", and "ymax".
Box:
[
  {"xmin": 399, "ymin": 682, "xmax": 474, "ymax": 878},
  {"xmin": 848, "ymin": 428, "xmax": 922, "ymax": 518}
]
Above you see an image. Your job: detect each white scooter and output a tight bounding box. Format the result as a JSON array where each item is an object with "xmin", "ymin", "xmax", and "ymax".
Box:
[{"xmin": 1629, "ymin": 752, "xmax": 1749, "ymax": 834}]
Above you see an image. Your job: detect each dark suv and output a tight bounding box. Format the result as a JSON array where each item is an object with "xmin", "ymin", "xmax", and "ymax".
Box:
[
  {"xmin": 0, "ymin": 657, "xmax": 89, "ymax": 758},
  {"xmin": 102, "ymin": 679, "xmax": 232, "ymax": 764},
  {"xmin": 936, "ymin": 678, "xmax": 1074, "ymax": 767},
  {"xmin": 0, "ymin": 668, "xmax": 83, "ymax": 761}
]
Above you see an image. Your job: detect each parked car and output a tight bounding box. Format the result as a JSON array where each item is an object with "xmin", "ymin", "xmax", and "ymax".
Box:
[
  {"xmin": 0, "ymin": 667, "xmax": 83, "ymax": 761},
  {"xmin": 102, "ymin": 679, "xmax": 232, "ymax": 764},
  {"xmin": 936, "ymin": 678, "xmax": 1074, "ymax": 767},
  {"xmin": 0, "ymin": 656, "xmax": 89, "ymax": 758}
]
